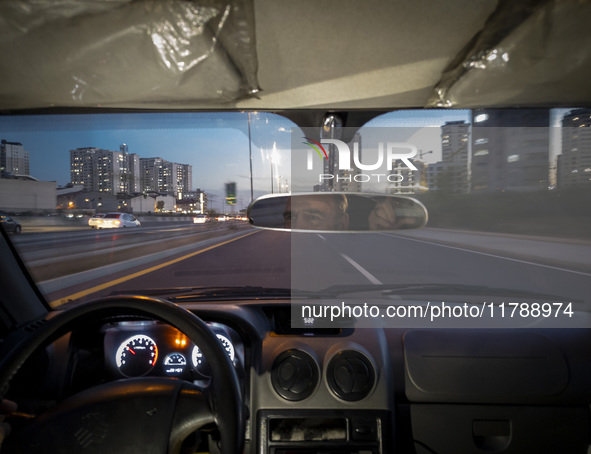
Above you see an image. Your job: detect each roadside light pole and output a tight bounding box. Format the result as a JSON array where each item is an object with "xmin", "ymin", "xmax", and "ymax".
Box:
[
  {"xmin": 270, "ymin": 141, "xmax": 279, "ymax": 194},
  {"xmin": 271, "ymin": 156, "xmax": 274, "ymax": 194},
  {"xmin": 248, "ymin": 112, "xmax": 254, "ymax": 202}
]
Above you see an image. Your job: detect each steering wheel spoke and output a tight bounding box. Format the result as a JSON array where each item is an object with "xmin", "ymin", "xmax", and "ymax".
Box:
[{"xmin": 6, "ymin": 377, "xmax": 214, "ymax": 453}]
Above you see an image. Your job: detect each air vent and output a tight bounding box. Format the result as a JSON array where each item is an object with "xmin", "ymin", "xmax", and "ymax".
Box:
[
  {"xmin": 327, "ymin": 350, "xmax": 375, "ymax": 401},
  {"xmin": 271, "ymin": 349, "xmax": 319, "ymax": 401}
]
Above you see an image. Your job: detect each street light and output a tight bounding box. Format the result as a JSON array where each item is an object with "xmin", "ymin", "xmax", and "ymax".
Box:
[
  {"xmin": 270, "ymin": 142, "xmax": 280, "ymax": 194},
  {"xmin": 248, "ymin": 112, "xmax": 254, "ymax": 202}
]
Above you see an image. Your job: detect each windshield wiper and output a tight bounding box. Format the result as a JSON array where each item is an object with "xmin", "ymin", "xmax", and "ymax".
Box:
[
  {"xmin": 302, "ymin": 283, "xmax": 578, "ymax": 302},
  {"xmin": 110, "ymin": 283, "xmax": 579, "ymax": 304},
  {"xmin": 110, "ymin": 286, "xmax": 297, "ymax": 301}
]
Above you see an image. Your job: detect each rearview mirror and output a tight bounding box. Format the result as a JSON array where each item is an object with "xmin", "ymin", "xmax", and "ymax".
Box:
[{"xmin": 247, "ymin": 193, "xmax": 428, "ymax": 232}]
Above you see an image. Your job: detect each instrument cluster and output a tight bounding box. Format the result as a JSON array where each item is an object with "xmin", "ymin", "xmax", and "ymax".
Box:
[{"xmin": 103, "ymin": 320, "xmax": 243, "ymax": 381}]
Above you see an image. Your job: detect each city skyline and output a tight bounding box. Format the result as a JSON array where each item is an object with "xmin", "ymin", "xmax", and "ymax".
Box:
[{"xmin": 0, "ymin": 108, "xmax": 585, "ymax": 208}]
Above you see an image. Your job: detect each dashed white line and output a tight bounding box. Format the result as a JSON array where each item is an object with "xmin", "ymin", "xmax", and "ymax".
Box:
[
  {"xmin": 339, "ymin": 253, "xmax": 383, "ymax": 285},
  {"xmin": 315, "ymin": 233, "xmax": 382, "ymax": 285}
]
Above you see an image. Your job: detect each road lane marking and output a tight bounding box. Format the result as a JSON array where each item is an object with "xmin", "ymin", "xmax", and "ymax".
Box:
[
  {"xmin": 50, "ymin": 230, "xmax": 260, "ymax": 307},
  {"xmin": 381, "ymin": 233, "xmax": 591, "ymax": 277},
  {"xmin": 40, "ymin": 231, "xmax": 256, "ymax": 295},
  {"xmin": 315, "ymin": 233, "xmax": 382, "ymax": 285},
  {"xmin": 339, "ymin": 253, "xmax": 383, "ymax": 285}
]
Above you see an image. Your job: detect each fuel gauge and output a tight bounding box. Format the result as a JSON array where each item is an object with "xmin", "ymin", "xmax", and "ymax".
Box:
[{"xmin": 163, "ymin": 352, "xmax": 187, "ymax": 376}]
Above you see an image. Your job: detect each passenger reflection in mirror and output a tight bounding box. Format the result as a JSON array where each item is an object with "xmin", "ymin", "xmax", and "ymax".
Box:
[
  {"xmin": 367, "ymin": 197, "xmax": 421, "ymax": 230},
  {"xmin": 0, "ymin": 399, "xmax": 17, "ymax": 450},
  {"xmin": 284, "ymin": 194, "xmax": 349, "ymax": 230}
]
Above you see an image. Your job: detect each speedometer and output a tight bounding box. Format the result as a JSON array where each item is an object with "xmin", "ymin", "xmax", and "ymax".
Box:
[
  {"xmin": 115, "ymin": 334, "xmax": 158, "ymax": 377},
  {"xmin": 191, "ymin": 333, "xmax": 235, "ymax": 375},
  {"xmin": 216, "ymin": 334, "xmax": 235, "ymax": 361}
]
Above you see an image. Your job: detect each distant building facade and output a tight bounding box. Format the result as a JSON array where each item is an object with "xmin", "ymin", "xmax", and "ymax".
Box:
[
  {"xmin": 558, "ymin": 108, "xmax": 591, "ymax": 189},
  {"xmin": 139, "ymin": 157, "xmax": 192, "ymax": 197},
  {"xmin": 427, "ymin": 161, "xmax": 468, "ymax": 193},
  {"xmin": 426, "ymin": 121, "xmax": 470, "ymax": 193},
  {"xmin": 442, "ymin": 121, "xmax": 470, "ymax": 165},
  {"xmin": 179, "ymin": 190, "xmax": 208, "ymax": 213},
  {"xmin": 471, "ymin": 110, "xmax": 549, "ymax": 192},
  {"xmin": 70, "ymin": 146, "xmax": 140, "ymax": 194},
  {"xmin": 389, "ymin": 160, "xmax": 426, "ymax": 194},
  {"xmin": 57, "ymin": 187, "xmax": 119, "ymax": 212},
  {"xmin": 1, "ymin": 140, "xmax": 30, "ymax": 177},
  {"xmin": 333, "ymin": 134, "xmax": 362, "ymax": 192},
  {"xmin": 317, "ymin": 133, "xmax": 362, "ymax": 192}
]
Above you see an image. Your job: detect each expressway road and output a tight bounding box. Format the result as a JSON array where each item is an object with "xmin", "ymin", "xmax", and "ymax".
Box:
[
  {"xmin": 9, "ymin": 225, "xmax": 591, "ymax": 320},
  {"xmin": 12, "ymin": 220, "xmax": 253, "ymax": 282}
]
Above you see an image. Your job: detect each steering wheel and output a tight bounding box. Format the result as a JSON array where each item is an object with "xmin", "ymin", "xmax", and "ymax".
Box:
[{"xmin": 0, "ymin": 295, "xmax": 244, "ymax": 454}]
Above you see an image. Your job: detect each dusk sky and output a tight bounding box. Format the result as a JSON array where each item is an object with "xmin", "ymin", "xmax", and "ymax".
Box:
[
  {"xmin": 0, "ymin": 112, "xmax": 296, "ymax": 210},
  {"xmin": 0, "ymin": 109, "xmax": 570, "ymax": 208}
]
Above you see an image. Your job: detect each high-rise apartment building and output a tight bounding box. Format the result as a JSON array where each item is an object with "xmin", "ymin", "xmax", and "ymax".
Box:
[
  {"xmin": 471, "ymin": 110, "xmax": 549, "ymax": 192},
  {"xmin": 558, "ymin": 108, "xmax": 591, "ymax": 189},
  {"xmin": 333, "ymin": 133, "xmax": 362, "ymax": 192},
  {"xmin": 426, "ymin": 121, "xmax": 470, "ymax": 193},
  {"xmin": 438, "ymin": 121, "xmax": 470, "ymax": 193},
  {"xmin": 139, "ymin": 158, "xmax": 192, "ymax": 196},
  {"xmin": 316, "ymin": 133, "xmax": 363, "ymax": 192},
  {"xmin": 70, "ymin": 147, "xmax": 140, "ymax": 194},
  {"xmin": 118, "ymin": 143, "xmax": 141, "ymax": 194},
  {"xmin": 1, "ymin": 140, "xmax": 30, "ymax": 177},
  {"xmin": 390, "ymin": 160, "xmax": 426, "ymax": 194},
  {"xmin": 70, "ymin": 147, "xmax": 101, "ymax": 190},
  {"xmin": 441, "ymin": 121, "xmax": 470, "ymax": 165}
]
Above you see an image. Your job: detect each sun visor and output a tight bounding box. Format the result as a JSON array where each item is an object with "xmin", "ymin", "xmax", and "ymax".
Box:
[
  {"xmin": 428, "ymin": 0, "xmax": 591, "ymax": 108},
  {"xmin": 0, "ymin": 0, "xmax": 260, "ymax": 110}
]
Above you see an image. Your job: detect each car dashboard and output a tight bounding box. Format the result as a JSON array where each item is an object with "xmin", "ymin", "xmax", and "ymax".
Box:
[
  {"xmin": 102, "ymin": 320, "xmax": 244, "ymax": 383},
  {"xmin": 8, "ymin": 300, "xmax": 591, "ymax": 454}
]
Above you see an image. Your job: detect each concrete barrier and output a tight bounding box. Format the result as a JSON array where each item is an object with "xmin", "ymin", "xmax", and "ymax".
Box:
[
  {"xmin": 16, "ymin": 216, "xmax": 89, "ymax": 227},
  {"xmin": 136, "ymin": 216, "xmax": 193, "ymax": 223}
]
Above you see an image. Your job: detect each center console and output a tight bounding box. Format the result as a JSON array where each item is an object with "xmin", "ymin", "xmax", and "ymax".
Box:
[{"xmin": 257, "ymin": 410, "xmax": 391, "ymax": 454}]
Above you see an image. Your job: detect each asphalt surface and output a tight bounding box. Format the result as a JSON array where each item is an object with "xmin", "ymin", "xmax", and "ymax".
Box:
[{"xmin": 8, "ymin": 224, "xmax": 591, "ymax": 313}]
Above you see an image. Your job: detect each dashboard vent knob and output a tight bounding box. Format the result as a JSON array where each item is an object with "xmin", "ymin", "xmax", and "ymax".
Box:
[
  {"xmin": 271, "ymin": 349, "xmax": 319, "ymax": 401},
  {"xmin": 327, "ymin": 350, "xmax": 375, "ymax": 401}
]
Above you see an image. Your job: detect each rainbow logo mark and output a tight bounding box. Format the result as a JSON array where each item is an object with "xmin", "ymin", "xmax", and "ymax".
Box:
[{"xmin": 303, "ymin": 137, "xmax": 328, "ymax": 160}]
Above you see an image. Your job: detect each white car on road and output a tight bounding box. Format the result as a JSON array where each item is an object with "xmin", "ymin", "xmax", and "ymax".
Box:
[
  {"xmin": 193, "ymin": 214, "xmax": 210, "ymax": 224},
  {"xmin": 91, "ymin": 212, "xmax": 140, "ymax": 229},
  {"xmin": 88, "ymin": 213, "xmax": 106, "ymax": 229}
]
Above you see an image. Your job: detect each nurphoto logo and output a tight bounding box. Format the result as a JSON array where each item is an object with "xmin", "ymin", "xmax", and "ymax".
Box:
[{"xmin": 303, "ymin": 137, "xmax": 418, "ymax": 183}]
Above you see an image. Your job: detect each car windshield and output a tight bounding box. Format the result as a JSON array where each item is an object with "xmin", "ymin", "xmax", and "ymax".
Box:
[{"xmin": 1, "ymin": 109, "xmax": 590, "ymax": 326}]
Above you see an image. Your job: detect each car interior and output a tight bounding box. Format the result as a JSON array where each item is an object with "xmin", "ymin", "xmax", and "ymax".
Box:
[{"xmin": 1, "ymin": 1, "xmax": 591, "ymax": 453}]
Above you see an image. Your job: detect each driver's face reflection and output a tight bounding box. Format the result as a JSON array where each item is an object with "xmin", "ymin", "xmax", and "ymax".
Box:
[{"xmin": 284, "ymin": 196, "xmax": 349, "ymax": 230}]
